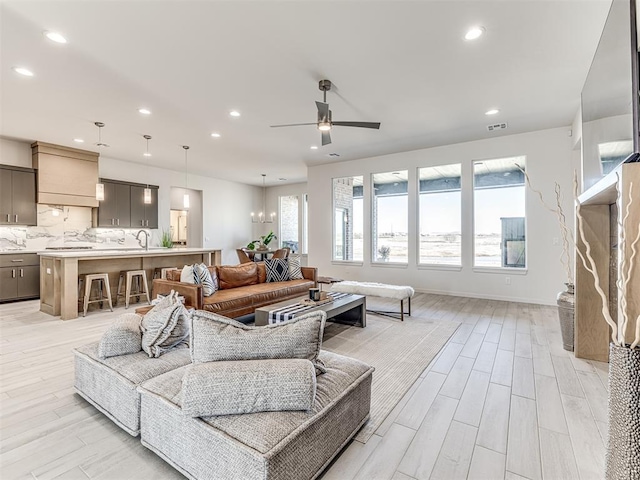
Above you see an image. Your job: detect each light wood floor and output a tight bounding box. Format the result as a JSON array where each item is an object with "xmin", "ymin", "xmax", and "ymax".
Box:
[{"xmin": 0, "ymin": 294, "xmax": 607, "ymax": 480}]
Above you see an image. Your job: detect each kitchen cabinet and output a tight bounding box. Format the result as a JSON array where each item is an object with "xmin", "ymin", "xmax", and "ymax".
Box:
[
  {"xmin": 96, "ymin": 180, "xmax": 131, "ymax": 227},
  {"xmin": 0, "ymin": 253, "xmax": 40, "ymax": 301},
  {"xmin": 0, "ymin": 166, "xmax": 37, "ymax": 226},
  {"xmin": 130, "ymin": 185, "xmax": 159, "ymax": 228}
]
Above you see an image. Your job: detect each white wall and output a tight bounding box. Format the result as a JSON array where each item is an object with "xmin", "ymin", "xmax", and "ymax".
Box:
[
  {"xmin": 307, "ymin": 127, "xmax": 575, "ymax": 305},
  {"xmin": 0, "ymin": 138, "xmax": 31, "ymax": 166}
]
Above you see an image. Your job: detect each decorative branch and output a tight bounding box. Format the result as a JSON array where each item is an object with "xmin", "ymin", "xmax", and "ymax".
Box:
[
  {"xmin": 574, "ymin": 173, "xmax": 619, "ymax": 344},
  {"xmin": 616, "ymin": 179, "xmax": 633, "ymax": 344},
  {"xmin": 518, "ymin": 165, "xmax": 574, "ymax": 284}
]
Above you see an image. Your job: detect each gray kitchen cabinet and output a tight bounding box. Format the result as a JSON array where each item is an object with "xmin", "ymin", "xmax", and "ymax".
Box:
[
  {"xmin": 96, "ymin": 180, "xmax": 131, "ymax": 227},
  {"xmin": 0, "ymin": 166, "xmax": 37, "ymax": 226},
  {"xmin": 130, "ymin": 185, "xmax": 159, "ymax": 229},
  {"xmin": 0, "ymin": 253, "xmax": 40, "ymax": 302}
]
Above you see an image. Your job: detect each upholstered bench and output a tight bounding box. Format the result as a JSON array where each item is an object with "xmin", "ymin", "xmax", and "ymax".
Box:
[
  {"xmin": 73, "ymin": 342, "xmax": 191, "ymax": 436},
  {"xmin": 137, "ymin": 350, "xmax": 374, "ymax": 480},
  {"xmin": 330, "ymin": 281, "xmax": 415, "ymax": 321}
]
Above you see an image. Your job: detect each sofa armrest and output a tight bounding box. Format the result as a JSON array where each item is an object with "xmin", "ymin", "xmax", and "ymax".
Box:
[
  {"xmin": 152, "ymin": 279, "xmax": 204, "ymax": 310},
  {"xmin": 301, "ymin": 267, "xmax": 318, "ymax": 287}
]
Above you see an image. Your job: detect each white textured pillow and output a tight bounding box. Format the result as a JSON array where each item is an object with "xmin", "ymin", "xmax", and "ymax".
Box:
[
  {"xmin": 288, "ymin": 254, "xmax": 304, "ymax": 280},
  {"xmin": 141, "ymin": 292, "xmax": 191, "ymax": 358},
  {"xmin": 190, "ymin": 310, "xmax": 326, "ymax": 373},
  {"xmin": 180, "ymin": 265, "xmax": 195, "ymax": 284},
  {"xmin": 98, "ymin": 313, "xmax": 142, "ymax": 359},
  {"xmin": 181, "ymin": 359, "xmax": 316, "ymax": 417}
]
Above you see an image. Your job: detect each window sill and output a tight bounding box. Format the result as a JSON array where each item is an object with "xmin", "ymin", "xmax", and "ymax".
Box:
[
  {"xmin": 418, "ymin": 264, "xmax": 462, "ymax": 272},
  {"xmin": 472, "ymin": 267, "xmax": 528, "ymax": 275},
  {"xmin": 331, "ymin": 260, "xmax": 364, "ymax": 267},
  {"xmin": 371, "ymin": 262, "xmax": 408, "ymax": 269}
]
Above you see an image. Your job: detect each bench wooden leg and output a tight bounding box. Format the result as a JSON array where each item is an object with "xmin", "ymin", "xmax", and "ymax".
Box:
[{"xmin": 366, "ymin": 296, "xmax": 411, "ymax": 322}]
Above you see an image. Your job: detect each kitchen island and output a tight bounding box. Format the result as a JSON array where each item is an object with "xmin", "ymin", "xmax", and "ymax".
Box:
[{"xmin": 39, "ymin": 248, "xmax": 221, "ymax": 320}]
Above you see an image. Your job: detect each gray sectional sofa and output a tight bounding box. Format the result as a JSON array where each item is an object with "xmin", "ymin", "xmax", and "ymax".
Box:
[{"xmin": 73, "ymin": 309, "xmax": 374, "ymax": 480}]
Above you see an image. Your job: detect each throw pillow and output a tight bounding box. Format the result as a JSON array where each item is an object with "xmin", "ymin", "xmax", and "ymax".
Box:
[
  {"xmin": 265, "ymin": 258, "xmax": 290, "ymax": 282},
  {"xmin": 193, "ymin": 263, "xmax": 216, "ymax": 296},
  {"xmin": 98, "ymin": 313, "xmax": 143, "ymax": 359},
  {"xmin": 181, "ymin": 359, "xmax": 316, "ymax": 417},
  {"xmin": 190, "ymin": 310, "xmax": 326, "ymax": 373},
  {"xmin": 141, "ymin": 292, "xmax": 191, "ymax": 358},
  {"xmin": 180, "ymin": 265, "xmax": 195, "ymax": 284},
  {"xmin": 288, "ymin": 254, "xmax": 304, "ymax": 280}
]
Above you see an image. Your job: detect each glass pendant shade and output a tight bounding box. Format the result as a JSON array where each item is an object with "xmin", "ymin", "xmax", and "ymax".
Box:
[
  {"xmin": 96, "ymin": 183, "xmax": 105, "ymax": 201},
  {"xmin": 144, "ymin": 187, "xmax": 152, "ymax": 204},
  {"xmin": 183, "ymin": 193, "xmax": 190, "ymax": 209}
]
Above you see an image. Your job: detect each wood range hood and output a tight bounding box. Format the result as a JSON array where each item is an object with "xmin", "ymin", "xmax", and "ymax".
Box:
[{"xmin": 31, "ymin": 142, "xmax": 99, "ymax": 208}]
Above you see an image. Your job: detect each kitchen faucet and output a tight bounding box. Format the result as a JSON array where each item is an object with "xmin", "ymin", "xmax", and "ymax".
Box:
[{"xmin": 136, "ymin": 230, "xmax": 150, "ymax": 251}]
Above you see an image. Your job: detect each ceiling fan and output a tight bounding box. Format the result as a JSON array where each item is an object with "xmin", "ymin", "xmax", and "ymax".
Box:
[{"xmin": 270, "ymin": 79, "xmax": 381, "ymax": 146}]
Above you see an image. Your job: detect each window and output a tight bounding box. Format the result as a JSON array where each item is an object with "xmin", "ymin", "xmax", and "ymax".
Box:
[
  {"xmin": 279, "ymin": 195, "xmax": 299, "ymax": 253},
  {"xmin": 373, "ymin": 170, "xmax": 408, "ymax": 263},
  {"xmin": 302, "ymin": 194, "xmax": 308, "ymax": 254},
  {"xmin": 332, "ymin": 176, "xmax": 363, "ymax": 261},
  {"xmin": 473, "ymin": 156, "xmax": 526, "ymax": 268},
  {"xmin": 418, "ymin": 164, "xmax": 461, "ymax": 265}
]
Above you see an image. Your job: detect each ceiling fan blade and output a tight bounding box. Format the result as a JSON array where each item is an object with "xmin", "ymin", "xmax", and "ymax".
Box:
[
  {"xmin": 316, "ymin": 101, "xmax": 329, "ymax": 120},
  {"xmin": 270, "ymin": 122, "xmax": 318, "ymax": 128},
  {"xmin": 332, "ymin": 121, "xmax": 381, "ymax": 129},
  {"xmin": 321, "ymin": 130, "xmax": 332, "ymax": 146}
]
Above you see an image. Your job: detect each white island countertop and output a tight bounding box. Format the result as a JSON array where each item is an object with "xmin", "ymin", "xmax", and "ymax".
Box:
[{"xmin": 38, "ymin": 247, "xmax": 218, "ymax": 259}]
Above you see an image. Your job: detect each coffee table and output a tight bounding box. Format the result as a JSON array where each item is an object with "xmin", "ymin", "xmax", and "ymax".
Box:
[{"xmin": 255, "ymin": 293, "xmax": 366, "ymax": 327}]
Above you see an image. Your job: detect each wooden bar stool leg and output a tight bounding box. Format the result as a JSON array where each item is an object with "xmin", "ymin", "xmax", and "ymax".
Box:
[
  {"xmin": 103, "ymin": 276, "xmax": 114, "ymax": 312},
  {"xmin": 83, "ymin": 276, "xmax": 92, "ymax": 317},
  {"xmin": 116, "ymin": 272, "xmax": 124, "ymax": 306},
  {"xmin": 125, "ymin": 272, "xmax": 133, "ymax": 309},
  {"xmin": 140, "ymin": 273, "xmax": 151, "ymax": 305}
]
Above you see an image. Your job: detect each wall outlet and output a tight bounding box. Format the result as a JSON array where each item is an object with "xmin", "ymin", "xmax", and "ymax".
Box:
[
  {"xmin": 106, "ymin": 238, "xmax": 111, "ymax": 244},
  {"xmin": 505, "ymin": 277, "xmax": 511, "ymax": 285},
  {"xmin": 552, "ymin": 237, "xmax": 560, "ymax": 246}
]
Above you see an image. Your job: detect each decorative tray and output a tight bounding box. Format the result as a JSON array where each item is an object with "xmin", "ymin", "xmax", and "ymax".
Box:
[{"xmin": 300, "ymin": 292, "xmax": 333, "ymax": 306}]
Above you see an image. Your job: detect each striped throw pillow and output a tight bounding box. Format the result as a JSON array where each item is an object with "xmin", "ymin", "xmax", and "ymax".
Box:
[
  {"xmin": 193, "ymin": 263, "xmax": 216, "ymax": 296},
  {"xmin": 288, "ymin": 254, "xmax": 304, "ymax": 280}
]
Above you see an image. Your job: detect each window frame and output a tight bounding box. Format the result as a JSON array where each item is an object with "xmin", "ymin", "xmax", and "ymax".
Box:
[
  {"xmin": 471, "ymin": 155, "xmax": 528, "ymax": 272},
  {"xmin": 371, "ymin": 170, "xmax": 409, "ymax": 265},
  {"xmin": 331, "ymin": 175, "xmax": 364, "ymax": 264}
]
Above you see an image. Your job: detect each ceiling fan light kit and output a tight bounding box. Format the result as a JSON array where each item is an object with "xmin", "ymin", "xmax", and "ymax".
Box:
[{"xmin": 270, "ymin": 79, "xmax": 381, "ymax": 146}]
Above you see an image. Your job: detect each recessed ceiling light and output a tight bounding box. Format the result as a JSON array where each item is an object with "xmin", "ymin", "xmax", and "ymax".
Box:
[
  {"xmin": 310, "ymin": 146, "xmax": 318, "ymax": 150},
  {"xmin": 485, "ymin": 109, "xmax": 500, "ymax": 115},
  {"xmin": 44, "ymin": 31, "xmax": 67, "ymax": 44},
  {"xmin": 13, "ymin": 67, "xmax": 34, "ymax": 77},
  {"xmin": 278, "ymin": 178, "xmax": 286, "ymax": 181},
  {"xmin": 465, "ymin": 26, "xmax": 485, "ymax": 40},
  {"xmin": 138, "ymin": 108, "xmax": 151, "ymax": 115},
  {"xmin": 143, "ymin": 152, "xmax": 152, "ymax": 157},
  {"xmin": 211, "ymin": 132, "xmax": 221, "ymax": 138},
  {"xmin": 229, "ymin": 110, "xmax": 241, "ymax": 117},
  {"xmin": 73, "ymin": 138, "xmax": 84, "ymax": 143}
]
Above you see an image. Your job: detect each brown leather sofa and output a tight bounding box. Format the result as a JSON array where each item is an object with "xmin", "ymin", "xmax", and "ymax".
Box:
[{"xmin": 151, "ymin": 262, "xmax": 317, "ymax": 318}]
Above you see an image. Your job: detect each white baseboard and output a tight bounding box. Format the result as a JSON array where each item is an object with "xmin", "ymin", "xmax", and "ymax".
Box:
[{"xmin": 412, "ymin": 287, "xmax": 557, "ymax": 306}]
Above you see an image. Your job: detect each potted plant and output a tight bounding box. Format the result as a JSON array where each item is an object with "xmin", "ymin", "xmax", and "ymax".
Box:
[
  {"xmin": 251, "ymin": 231, "xmax": 277, "ymax": 251},
  {"xmin": 160, "ymin": 228, "xmax": 174, "ymax": 248}
]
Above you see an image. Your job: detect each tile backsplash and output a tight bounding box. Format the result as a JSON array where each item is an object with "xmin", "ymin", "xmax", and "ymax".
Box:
[{"xmin": 0, "ymin": 205, "xmax": 159, "ymax": 251}]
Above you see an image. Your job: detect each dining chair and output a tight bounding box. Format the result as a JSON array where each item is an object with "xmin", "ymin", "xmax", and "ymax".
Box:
[
  {"xmin": 236, "ymin": 249, "xmax": 253, "ymax": 264},
  {"xmin": 271, "ymin": 248, "xmax": 289, "ymax": 259}
]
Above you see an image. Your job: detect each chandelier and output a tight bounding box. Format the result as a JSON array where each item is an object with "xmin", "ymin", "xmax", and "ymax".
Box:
[{"xmin": 251, "ymin": 174, "xmax": 275, "ymax": 223}]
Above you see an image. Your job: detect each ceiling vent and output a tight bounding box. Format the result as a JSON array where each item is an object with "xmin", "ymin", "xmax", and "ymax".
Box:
[
  {"xmin": 327, "ymin": 153, "xmax": 341, "ymax": 157},
  {"xmin": 487, "ymin": 122, "xmax": 508, "ymax": 132}
]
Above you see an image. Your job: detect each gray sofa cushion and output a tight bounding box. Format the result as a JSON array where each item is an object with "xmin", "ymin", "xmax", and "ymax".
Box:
[
  {"xmin": 181, "ymin": 359, "xmax": 316, "ymax": 417},
  {"xmin": 98, "ymin": 313, "xmax": 143, "ymax": 359},
  {"xmin": 138, "ymin": 350, "xmax": 374, "ymax": 480},
  {"xmin": 74, "ymin": 341, "xmax": 191, "ymax": 436},
  {"xmin": 190, "ymin": 310, "xmax": 326, "ymax": 372},
  {"xmin": 141, "ymin": 292, "xmax": 191, "ymax": 358}
]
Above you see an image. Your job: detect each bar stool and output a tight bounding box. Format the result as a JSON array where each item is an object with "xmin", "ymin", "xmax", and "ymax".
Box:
[
  {"xmin": 153, "ymin": 267, "xmax": 177, "ymax": 280},
  {"xmin": 79, "ymin": 273, "xmax": 114, "ymax": 317},
  {"xmin": 116, "ymin": 270, "xmax": 151, "ymax": 309}
]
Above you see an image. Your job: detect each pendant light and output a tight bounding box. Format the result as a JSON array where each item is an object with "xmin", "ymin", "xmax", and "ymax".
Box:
[
  {"xmin": 251, "ymin": 174, "xmax": 275, "ymax": 223},
  {"xmin": 94, "ymin": 122, "xmax": 109, "ymax": 201},
  {"xmin": 183, "ymin": 145, "xmax": 190, "ymax": 209},
  {"xmin": 143, "ymin": 135, "xmax": 152, "ymax": 204}
]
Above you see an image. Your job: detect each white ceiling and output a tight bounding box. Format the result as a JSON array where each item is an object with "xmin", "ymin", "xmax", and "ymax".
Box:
[{"xmin": 0, "ymin": 0, "xmax": 611, "ymax": 187}]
